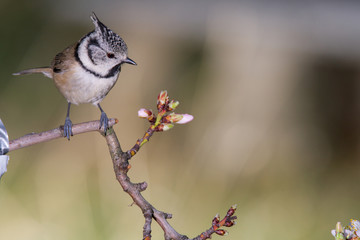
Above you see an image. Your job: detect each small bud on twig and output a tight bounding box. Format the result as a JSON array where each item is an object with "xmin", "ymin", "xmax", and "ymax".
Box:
[
  {"xmin": 138, "ymin": 108, "xmax": 153, "ymax": 118},
  {"xmin": 215, "ymin": 229, "xmax": 228, "ymax": 236},
  {"xmin": 176, "ymin": 114, "xmax": 194, "ymax": 124},
  {"xmin": 156, "ymin": 123, "xmax": 174, "ymax": 132},
  {"xmin": 227, "ymin": 204, "xmax": 237, "ymax": 217},
  {"xmin": 212, "ymin": 213, "xmax": 220, "ymax": 225},
  {"xmin": 167, "ymin": 100, "xmax": 179, "ymax": 111},
  {"xmin": 163, "ymin": 113, "xmax": 184, "ymax": 123},
  {"xmin": 157, "ymin": 90, "xmax": 169, "ymax": 111}
]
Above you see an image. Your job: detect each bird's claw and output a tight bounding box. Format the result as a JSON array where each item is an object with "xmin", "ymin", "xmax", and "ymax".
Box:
[
  {"xmin": 100, "ymin": 112, "xmax": 109, "ymax": 132},
  {"xmin": 64, "ymin": 117, "xmax": 73, "ymax": 140}
]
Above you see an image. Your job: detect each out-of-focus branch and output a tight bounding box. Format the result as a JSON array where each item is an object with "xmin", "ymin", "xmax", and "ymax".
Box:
[{"xmin": 9, "ymin": 118, "xmax": 118, "ymax": 152}]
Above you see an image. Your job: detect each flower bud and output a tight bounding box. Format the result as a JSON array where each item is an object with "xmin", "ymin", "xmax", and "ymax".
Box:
[
  {"xmin": 227, "ymin": 204, "xmax": 237, "ymax": 216},
  {"xmin": 167, "ymin": 100, "xmax": 180, "ymax": 111},
  {"xmin": 176, "ymin": 114, "xmax": 194, "ymax": 124},
  {"xmin": 162, "ymin": 123, "xmax": 174, "ymax": 131},
  {"xmin": 156, "ymin": 123, "xmax": 174, "ymax": 132},
  {"xmin": 212, "ymin": 213, "xmax": 220, "ymax": 225},
  {"xmin": 215, "ymin": 229, "xmax": 228, "ymax": 236},
  {"xmin": 336, "ymin": 222, "xmax": 343, "ymax": 234},
  {"xmin": 332, "ymin": 222, "xmax": 346, "ymax": 240},
  {"xmin": 164, "ymin": 113, "xmax": 184, "ymax": 123},
  {"xmin": 157, "ymin": 90, "xmax": 169, "ymax": 108},
  {"xmin": 138, "ymin": 108, "xmax": 153, "ymax": 118},
  {"xmin": 224, "ymin": 220, "xmax": 235, "ymax": 227}
]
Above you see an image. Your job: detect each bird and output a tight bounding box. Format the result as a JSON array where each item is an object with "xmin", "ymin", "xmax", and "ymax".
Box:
[{"xmin": 13, "ymin": 12, "xmax": 136, "ymax": 140}]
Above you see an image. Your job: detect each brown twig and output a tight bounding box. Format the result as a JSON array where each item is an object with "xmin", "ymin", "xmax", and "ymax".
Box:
[
  {"xmin": 194, "ymin": 205, "xmax": 237, "ymax": 240},
  {"xmin": 105, "ymin": 127, "xmax": 187, "ymax": 240},
  {"xmin": 127, "ymin": 125, "xmax": 156, "ymax": 157},
  {"xmin": 7, "ymin": 89, "xmax": 237, "ymax": 239},
  {"xmin": 9, "ymin": 118, "xmax": 118, "ymax": 152},
  {"xmin": 8, "ymin": 120, "xmax": 237, "ymax": 239}
]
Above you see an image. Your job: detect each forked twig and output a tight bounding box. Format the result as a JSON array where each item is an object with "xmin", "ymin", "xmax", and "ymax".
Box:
[{"xmin": 6, "ymin": 91, "xmax": 237, "ymax": 239}]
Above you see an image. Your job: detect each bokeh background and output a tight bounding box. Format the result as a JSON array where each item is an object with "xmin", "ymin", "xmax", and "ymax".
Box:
[{"xmin": 1, "ymin": 0, "xmax": 360, "ymax": 239}]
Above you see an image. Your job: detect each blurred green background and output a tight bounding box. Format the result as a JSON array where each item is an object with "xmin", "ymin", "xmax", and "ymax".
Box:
[{"xmin": 1, "ymin": 0, "xmax": 360, "ymax": 239}]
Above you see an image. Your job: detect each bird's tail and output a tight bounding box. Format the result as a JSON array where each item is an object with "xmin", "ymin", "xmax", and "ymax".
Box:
[{"xmin": 13, "ymin": 67, "xmax": 53, "ymax": 79}]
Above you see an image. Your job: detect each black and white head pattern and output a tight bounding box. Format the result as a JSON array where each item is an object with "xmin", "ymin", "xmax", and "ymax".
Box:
[
  {"xmin": 90, "ymin": 12, "xmax": 128, "ymax": 56},
  {"xmin": 76, "ymin": 12, "xmax": 130, "ymax": 78}
]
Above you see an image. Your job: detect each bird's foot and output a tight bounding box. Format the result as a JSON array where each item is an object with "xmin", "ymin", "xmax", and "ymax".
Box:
[
  {"xmin": 99, "ymin": 112, "xmax": 109, "ymax": 132},
  {"xmin": 63, "ymin": 117, "xmax": 73, "ymax": 140}
]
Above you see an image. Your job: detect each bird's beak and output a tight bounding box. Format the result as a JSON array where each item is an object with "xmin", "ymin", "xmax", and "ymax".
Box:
[{"xmin": 124, "ymin": 57, "xmax": 137, "ymax": 65}]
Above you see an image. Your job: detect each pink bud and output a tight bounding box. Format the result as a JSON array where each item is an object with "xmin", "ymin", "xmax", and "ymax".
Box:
[
  {"xmin": 176, "ymin": 114, "xmax": 194, "ymax": 124},
  {"xmin": 138, "ymin": 108, "xmax": 153, "ymax": 118},
  {"xmin": 164, "ymin": 113, "xmax": 184, "ymax": 123}
]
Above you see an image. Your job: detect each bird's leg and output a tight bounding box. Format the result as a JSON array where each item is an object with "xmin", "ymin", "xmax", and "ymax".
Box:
[
  {"xmin": 97, "ymin": 103, "xmax": 109, "ymax": 131},
  {"xmin": 63, "ymin": 102, "xmax": 73, "ymax": 140}
]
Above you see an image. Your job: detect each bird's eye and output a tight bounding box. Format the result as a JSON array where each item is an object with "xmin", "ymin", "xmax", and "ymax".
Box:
[{"xmin": 107, "ymin": 53, "xmax": 115, "ymax": 58}]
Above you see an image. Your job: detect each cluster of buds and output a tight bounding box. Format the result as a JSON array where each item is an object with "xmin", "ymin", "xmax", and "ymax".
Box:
[
  {"xmin": 138, "ymin": 90, "xmax": 193, "ymax": 131},
  {"xmin": 195, "ymin": 204, "xmax": 237, "ymax": 239},
  {"xmin": 212, "ymin": 204, "xmax": 237, "ymax": 236},
  {"xmin": 332, "ymin": 220, "xmax": 360, "ymax": 240}
]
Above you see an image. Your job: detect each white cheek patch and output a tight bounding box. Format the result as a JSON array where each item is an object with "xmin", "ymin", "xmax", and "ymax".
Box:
[
  {"xmin": 88, "ymin": 45, "xmax": 107, "ymax": 65},
  {"xmin": 77, "ymin": 35, "xmax": 113, "ymax": 77}
]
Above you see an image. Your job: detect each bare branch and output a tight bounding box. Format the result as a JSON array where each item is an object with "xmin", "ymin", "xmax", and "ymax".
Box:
[
  {"xmin": 6, "ymin": 91, "xmax": 237, "ymax": 239},
  {"xmin": 104, "ymin": 127, "xmax": 187, "ymax": 240},
  {"xmin": 9, "ymin": 118, "xmax": 118, "ymax": 152},
  {"xmin": 105, "ymin": 125, "xmax": 237, "ymax": 239},
  {"xmin": 8, "ymin": 119, "xmax": 237, "ymax": 239},
  {"xmin": 143, "ymin": 208, "xmax": 153, "ymax": 240},
  {"xmin": 101, "ymin": 90, "xmax": 237, "ymax": 239}
]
